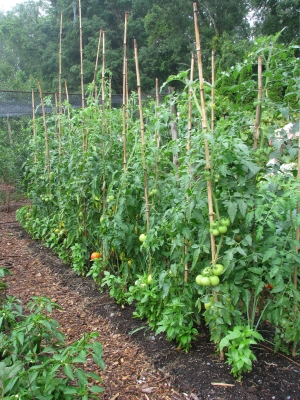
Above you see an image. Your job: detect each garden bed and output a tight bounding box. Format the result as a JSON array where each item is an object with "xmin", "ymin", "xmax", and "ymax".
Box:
[{"xmin": 1, "ymin": 203, "xmax": 300, "ymax": 399}]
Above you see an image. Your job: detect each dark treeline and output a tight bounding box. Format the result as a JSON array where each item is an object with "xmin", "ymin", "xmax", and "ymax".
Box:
[{"xmin": 0, "ymin": 0, "xmax": 299, "ymax": 93}]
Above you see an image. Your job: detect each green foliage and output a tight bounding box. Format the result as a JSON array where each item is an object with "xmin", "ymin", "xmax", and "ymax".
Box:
[
  {"xmin": 0, "ymin": 268, "xmax": 105, "ymax": 398},
  {"xmin": 13, "ymin": 38, "xmax": 300, "ymax": 380},
  {"xmin": 251, "ymin": 0, "xmax": 300, "ymax": 45},
  {"xmin": 0, "ymin": 117, "xmax": 31, "ymax": 188},
  {"xmin": 219, "ymin": 325, "xmax": 263, "ymax": 380}
]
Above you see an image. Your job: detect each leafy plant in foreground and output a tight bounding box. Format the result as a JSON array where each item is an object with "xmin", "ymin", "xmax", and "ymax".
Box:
[
  {"xmin": 0, "ymin": 271, "xmax": 105, "ymax": 399},
  {"xmin": 219, "ymin": 325, "xmax": 263, "ymax": 381}
]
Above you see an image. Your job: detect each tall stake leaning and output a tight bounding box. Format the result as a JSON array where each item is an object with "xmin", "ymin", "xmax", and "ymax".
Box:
[
  {"xmin": 58, "ymin": 12, "xmax": 63, "ymax": 158},
  {"xmin": 122, "ymin": 12, "xmax": 129, "ymax": 172},
  {"xmin": 93, "ymin": 28, "xmax": 103, "ymax": 99},
  {"xmin": 193, "ymin": 3, "xmax": 216, "ymax": 263},
  {"xmin": 134, "ymin": 39, "xmax": 150, "ymax": 238}
]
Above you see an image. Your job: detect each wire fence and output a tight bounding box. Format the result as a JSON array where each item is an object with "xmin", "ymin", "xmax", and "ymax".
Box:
[{"xmin": 0, "ymin": 90, "xmax": 162, "ymax": 118}]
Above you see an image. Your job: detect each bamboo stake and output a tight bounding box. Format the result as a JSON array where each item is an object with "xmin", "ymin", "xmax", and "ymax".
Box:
[
  {"xmin": 64, "ymin": 80, "xmax": 70, "ymax": 121},
  {"xmin": 122, "ymin": 12, "xmax": 129, "ymax": 172},
  {"xmin": 169, "ymin": 86, "xmax": 179, "ymax": 170},
  {"xmin": 155, "ymin": 78, "xmax": 160, "ymax": 147},
  {"xmin": 254, "ymin": 56, "xmax": 262, "ymax": 149},
  {"xmin": 126, "ymin": 58, "xmax": 129, "ymax": 105},
  {"xmin": 193, "ymin": 2, "xmax": 216, "ymax": 263},
  {"xmin": 38, "ymin": 81, "xmax": 50, "ymax": 179},
  {"xmin": 58, "ymin": 13, "xmax": 62, "ymax": 111},
  {"xmin": 211, "ymin": 50, "xmax": 215, "ymax": 134},
  {"xmin": 184, "ymin": 53, "xmax": 195, "ymax": 283},
  {"xmin": 64, "ymin": 80, "xmax": 72, "ymax": 146},
  {"xmin": 187, "ymin": 53, "xmax": 195, "ymax": 152},
  {"xmin": 134, "ymin": 39, "xmax": 150, "ymax": 235},
  {"xmin": 101, "ymin": 31, "xmax": 107, "ymax": 262},
  {"xmin": 78, "ymin": 0, "xmax": 84, "ymax": 109},
  {"xmin": 93, "ymin": 28, "xmax": 103, "ymax": 99},
  {"xmin": 101, "ymin": 31, "xmax": 106, "ymax": 134},
  {"xmin": 31, "ymin": 89, "xmax": 37, "ymax": 164},
  {"xmin": 58, "ymin": 12, "xmax": 63, "ymax": 157}
]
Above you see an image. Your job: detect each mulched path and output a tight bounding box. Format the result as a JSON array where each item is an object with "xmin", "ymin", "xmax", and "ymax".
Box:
[{"xmin": 1, "ymin": 202, "xmax": 300, "ymax": 400}]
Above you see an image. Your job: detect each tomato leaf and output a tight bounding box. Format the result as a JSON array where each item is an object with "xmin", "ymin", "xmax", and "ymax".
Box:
[{"xmin": 227, "ymin": 201, "xmax": 237, "ymax": 222}]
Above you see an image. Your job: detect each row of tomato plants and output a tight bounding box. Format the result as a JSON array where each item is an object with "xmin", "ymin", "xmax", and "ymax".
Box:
[{"xmin": 17, "ymin": 42, "xmax": 300, "ymax": 378}]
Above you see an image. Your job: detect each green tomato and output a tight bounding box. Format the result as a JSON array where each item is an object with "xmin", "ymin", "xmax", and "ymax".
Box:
[
  {"xmin": 212, "ymin": 264, "xmax": 224, "ymax": 276},
  {"xmin": 212, "ymin": 229, "xmax": 220, "ymax": 236},
  {"xmin": 220, "ymin": 217, "xmax": 230, "ymax": 227},
  {"xmin": 210, "ymin": 221, "xmax": 219, "ymax": 229},
  {"xmin": 218, "ymin": 225, "xmax": 228, "ymax": 234},
  {"xmin": 149, "ymin": 188, "xmax": 158, "ymax": 196},
  {"xmin": 204, "ymin": 302, "xmax": 213, "ymax": 310},
  {"xmin": 107, "ymin": 195, "xmax": 114, "ymax": 202},
  {"xmin": 209, "ymin": 276, "xmax": 220, "ymax": 286},
  {"xmin": 139, "ymin": 233, "xmax": 147, "ymax": 243},
  {"xmin": 200, "ymin": 276, "xmax": 211, "ymax": 286},
  {"xmin": 195, "ymin": 274, "xmax": 204, "ymax": 285},
  {"xmin": 202, "ymin": 267, "xmax": 212, "ymax": 276}
]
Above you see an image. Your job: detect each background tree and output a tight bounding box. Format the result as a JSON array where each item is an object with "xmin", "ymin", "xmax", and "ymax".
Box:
[
  {"xmin": 250, "ymin": 0, "xmax": 300, "ymax": 45},
  {"xmin": 0, "ymin": 0, "xmax": 298, "ymax": 93}
]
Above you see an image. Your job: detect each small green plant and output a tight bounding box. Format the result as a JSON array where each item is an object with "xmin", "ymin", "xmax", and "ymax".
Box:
[
  {"xmin": 101, "ymin": 271, "xmax": 128, "ymax": 305},
  {"xmin": 0, "ymin": 284, "xmax": 105, "ymax": 398},
  {"xmin": 219, "ymin": 325, "xmax": 263, "ymax": 380},
  {"xmin": 156, "ymin": 296, "xmax": 198, "ymax": 352}
]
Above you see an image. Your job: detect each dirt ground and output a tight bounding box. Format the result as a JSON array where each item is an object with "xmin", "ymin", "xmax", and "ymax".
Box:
[{"xmin": 1, "ymin": 202, "xmax": 300, "ymax": 400}]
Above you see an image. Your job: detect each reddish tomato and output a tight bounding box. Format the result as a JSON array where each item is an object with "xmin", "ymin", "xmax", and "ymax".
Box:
[
  {"xmin": 91, "ymin": 252, "xmax": 101, "ymax": 260},
  {"xmin": 264, "ymin": 284, "xmax": 274, "ymax": 290}
]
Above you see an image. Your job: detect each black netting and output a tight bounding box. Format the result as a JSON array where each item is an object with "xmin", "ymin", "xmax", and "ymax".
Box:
[
  {"xmin": 0, "ymin": 90, "xmax": 159, "ymax": 118},
  {"xmin": 0, "ymin": 90, "xmax": 83, "ymax": 117}
]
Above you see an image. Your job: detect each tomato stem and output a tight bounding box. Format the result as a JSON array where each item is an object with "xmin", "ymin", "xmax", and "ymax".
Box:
[
  {"xmin": 212, "ymin": 190, "xmax": 220, "ymax": 220},
  {"xmin": 214, "ymin": 235, "xmax": 224, "ymax": 264}
]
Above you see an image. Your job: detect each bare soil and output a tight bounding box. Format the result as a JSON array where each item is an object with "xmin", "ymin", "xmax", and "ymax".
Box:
[{"xmin": 1, "ymin": 202, "xmax": 300, "ymax": 400}]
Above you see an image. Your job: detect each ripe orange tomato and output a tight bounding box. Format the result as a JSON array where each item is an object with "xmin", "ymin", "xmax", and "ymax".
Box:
[{"xmin": 90, "ymin": 252, "xmax": 101, "ymax": 260}]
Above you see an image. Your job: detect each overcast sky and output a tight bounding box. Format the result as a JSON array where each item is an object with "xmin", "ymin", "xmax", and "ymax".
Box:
[{"xmin": 0, "ymin": 0, "xmax": 31, "ymax": 12}]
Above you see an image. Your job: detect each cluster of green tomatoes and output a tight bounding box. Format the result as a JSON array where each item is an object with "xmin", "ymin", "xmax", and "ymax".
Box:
[
  {"xmin": 195, "ymin": 263, "xmax": 224, "ymax": 287},
  {"xmin": 210, "ymin": 217, "xmax": 230, "ymax": 236}
]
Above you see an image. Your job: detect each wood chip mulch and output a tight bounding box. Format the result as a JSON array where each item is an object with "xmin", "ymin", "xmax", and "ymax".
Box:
[{"xmin": 0, "ymin": 205, "xmax": 189, "ymax": 400}]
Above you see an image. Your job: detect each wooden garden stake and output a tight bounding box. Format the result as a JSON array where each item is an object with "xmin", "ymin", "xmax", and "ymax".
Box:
[
  {"xmin": 57, "ymin": 12, "xmax": 63, "ymax": 158},
  {"xmin": 78, "ymin": 0, "xmax": 88, "ymax": 155},
  {"xmin": 38, "ymin": 81, "xmax": 50, "ymax": 180},
  {"xmin": 78, "ymin": 0, "xmax": 84, "ymax": 110},
  {"xmin": 102, "ymin": 30, "xmax": 106, "ymax": 135},
  {"xmin": 93, "ymin": 28, "xmax": 103, "ymax": 99},
  {"xmin": 184, "ymin": 53, "xmax": 195, "ymax": 283},
  {"xmin": 187, "ymin": 53, "xmax": 194, "ymax": 152},
  {"xmin": 169, "ymin": 86, "xmax": 179, "ymax": 170},
  {"xmin": 155, "ymin": 78, "xmax": 161, "ymax": 148},
  {"xmin": 254, "ymin": 56, "xmax": 262, "ymax": 149},
  {"xmin": 211, "ymin": 50, "xmax": 215, "ymax": 135},
  {"xmin": 193, "ymin": 2, "xmax": 216, "ymax": 263},
  {"xmin": 134, "ymin": 39, "xmax": 150, "ymax": 234},
  {"xmin": 122, "ymin": 12, "xmax": 129, "ymax": 172},
  {"xmin": 58, "ymin": 13, "xmax": 62, "ymax": 112},
  {"xmin": 31, "ymin": 89, "xmax": 37, "ymax": 164}
]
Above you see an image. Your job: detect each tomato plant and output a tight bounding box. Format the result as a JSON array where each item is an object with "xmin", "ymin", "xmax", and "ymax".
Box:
[{"xmin": 15, "ymin": 37, "xmax": 300, "ymax": 377}]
